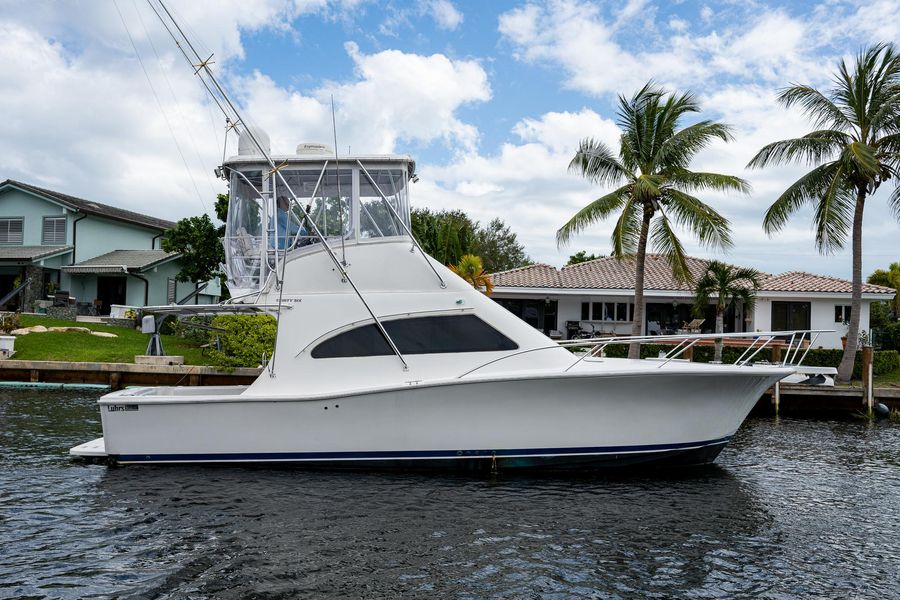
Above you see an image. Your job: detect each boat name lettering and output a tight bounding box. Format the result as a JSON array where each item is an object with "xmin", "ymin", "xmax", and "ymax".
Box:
[{"xmin": 107, "ymin": 404, "xmax": 139, "ymax": 412}]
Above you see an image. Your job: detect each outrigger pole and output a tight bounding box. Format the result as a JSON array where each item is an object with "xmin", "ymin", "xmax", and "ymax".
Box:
[{"xmin": 146, "ymin": 0, "xmax": 410, "ymax": 372}]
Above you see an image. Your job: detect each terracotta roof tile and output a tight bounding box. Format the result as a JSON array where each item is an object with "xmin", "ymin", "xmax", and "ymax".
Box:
[
  {"xmin": 760, "ymin": 271, "xmax": 895, "ymax": 295},
  {"xmin": 490, "ymin": 256, "xmax": 896, "ymax": 295},
  {"xmin": 490, "ymin": 263, "xmax": 562, "ymax": 288}
]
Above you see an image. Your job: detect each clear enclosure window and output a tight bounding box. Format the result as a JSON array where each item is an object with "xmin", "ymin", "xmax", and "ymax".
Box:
[
  {"xmin": 359, "ymin": 168, "xmax": 408, "ymax": 239},
  {"xmin": 274, "ymin": 169, "xmax": 352, "ymax": 248},
  {"xmin": 225, "ymin": 170, "xmax": 264, "ymax": 290}
]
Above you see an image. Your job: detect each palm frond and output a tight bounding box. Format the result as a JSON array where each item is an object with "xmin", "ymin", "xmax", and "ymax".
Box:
[
  {"xmin": 812, "ymin": 166, "xmax": 855, "ymax": 253},
  {"xmin": 746, "ymin": 131, "xmax": 850, "ymax": 168},
  {"xmin": 778, "ymin": 84, "xmax": 852, "ymax": 130},
  {"xmin": 664, "ymin": 189, "xmax": 733, "ymax": 250},
  {"xmin": 650, "ymin": 211, "xmax": 691, "ymax": 283},
  {"xmin": 568, "ymin": 138, "xmax": 631, "ymax": 185},
  {"xmin": 610, "ymin": 197, "xmax": 642, "ymax": 258},
  {"xmin": 667, "ymin": 170, "xmax": 750, "ymax": 194},
  {"xmin": 556, "ymin": 185, "xmax": 631, "ymax": 247},
  {"xmin": 887, "ymin": 184, "xmax": 900, "ymax": 222},
  {"xmin": 762, "ymin": 162, "xmax": 844, "ymax": 234},
  {"xmin": 656, "ymin": 121, "xmax": 733, "ymax": 169}
]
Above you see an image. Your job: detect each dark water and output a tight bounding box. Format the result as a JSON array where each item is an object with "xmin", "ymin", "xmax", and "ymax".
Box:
[{"xmin": 1, "ymin": 391, "xmax": 899, "ymax": 599}]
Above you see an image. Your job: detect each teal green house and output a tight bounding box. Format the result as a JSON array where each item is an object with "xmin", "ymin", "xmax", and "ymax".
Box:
[{"xmin": 0, "ymin": 180, "xmax": 220, "ymax": 314}]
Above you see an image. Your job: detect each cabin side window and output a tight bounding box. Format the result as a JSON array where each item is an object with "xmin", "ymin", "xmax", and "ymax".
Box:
[{"xmin": 311, "ymin": 314, "xmax": 518, "ymax": 358}]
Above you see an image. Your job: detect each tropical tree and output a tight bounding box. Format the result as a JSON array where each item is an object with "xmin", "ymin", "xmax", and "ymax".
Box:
[
  {"xmin": 449, "ymin": 254, "xmax": 494, "ymax": 296},
  {"xmin": 558, "ymin": 82, "xmax": 745, "ymax": 358},
  {"xmin": 692, "ymin": 260, "xmax": 761, "ymax": 362},
  {"xmin": 471, "ymin": 217, "xmax": 531, "ymax": 272},
  {"xmin": 868, "ymin": 262, "xmax": 900, "ymax": 317},
  {"xmin": 566, "ymin": 250, "xmax": 602, "ymax": 266},
  {"xmin": 747, "ymin": 43, "xmax": 900, "ymax": 382}
]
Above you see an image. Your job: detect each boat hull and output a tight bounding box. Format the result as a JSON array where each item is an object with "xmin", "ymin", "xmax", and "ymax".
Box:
[{"xmin": 78, "ymin": 368, "xmax": 782, "ymax": 471}]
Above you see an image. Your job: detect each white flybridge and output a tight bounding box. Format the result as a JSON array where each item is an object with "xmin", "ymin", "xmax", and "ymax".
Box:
[{"xmin": 70, "ymin": 1, "xmax": 803, "ymax": 470}]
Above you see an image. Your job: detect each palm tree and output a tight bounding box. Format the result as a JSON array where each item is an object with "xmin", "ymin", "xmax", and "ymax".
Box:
[
  {"xmin": 558, "ymin": 82, "xmax": 746, "ymax": 358},
  {"xmin": 747, "ymin": 43, "xmax": 900, "ymax": 382},
  {"xmin": 693, "ymin": 260, "xmax": 761, "ymax": 362},
  {"xmin": 450, "ymin": 254, "xmax": 494, "ymax": 296},
  {"xmin": 867, "ymin": 262, "xmax": 900, "ymax": 317}
]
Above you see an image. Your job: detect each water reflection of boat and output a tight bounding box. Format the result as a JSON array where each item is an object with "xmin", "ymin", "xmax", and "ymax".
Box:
[{"xmin": 70, "ymin": 3, "xmax": 793, "ymax": 471}]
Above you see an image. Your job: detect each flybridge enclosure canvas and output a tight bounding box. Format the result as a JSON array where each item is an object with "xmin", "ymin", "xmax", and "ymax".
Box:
[{"xmin": 222, "ymin": 155, "xmax": 414, "ymax": 296}]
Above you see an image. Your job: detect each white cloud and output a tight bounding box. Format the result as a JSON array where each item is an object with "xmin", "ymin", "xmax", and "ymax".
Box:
[
  {"xmin": 0, "ymin": 5, "xmax": 489, "ymax": 225},
  {"xmin": 428, "ymin": 0, "xmax": 464, "ymax": 30}
]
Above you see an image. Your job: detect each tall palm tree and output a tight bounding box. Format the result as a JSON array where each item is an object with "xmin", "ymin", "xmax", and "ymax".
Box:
[
  {"xmin": 449, "ymin": 254, "xmax": 494, "ymax": 296},
  {"xmin": 693, "ymin": 260, "xmax": 761, "ymax": 362},
  {"xmin": 747, "ymin": 43, "xmax": 900, "ymax": 382},
  {"xmin": 558, "ymin": 82, "xmax": 746, "ymax": 358}
]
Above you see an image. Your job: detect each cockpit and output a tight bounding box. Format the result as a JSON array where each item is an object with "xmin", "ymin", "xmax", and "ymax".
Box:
[{"xmin": 221, "ymin": 131, "xmax": 414, "ymax": 298}]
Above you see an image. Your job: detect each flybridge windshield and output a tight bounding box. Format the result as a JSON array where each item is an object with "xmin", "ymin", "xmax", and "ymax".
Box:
[{"xmin": 223, "ymin": 160, "xmax": 411, "ymax": 295}]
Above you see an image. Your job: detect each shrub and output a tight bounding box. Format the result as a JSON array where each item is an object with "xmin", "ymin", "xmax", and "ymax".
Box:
[
  {"xmin": 876, "ymin": 322, "xmax": 900, "ymax": 351},
  {"xmin": 207, "ymin": 314, "xmax": 276, "ymax": 368},
  {"xmin": 0, "ymin": 312, "xmax": 21, "ymax": 333}
]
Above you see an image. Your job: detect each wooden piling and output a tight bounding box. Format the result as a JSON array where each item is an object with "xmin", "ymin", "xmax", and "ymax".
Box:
[{"xmin": 861, "ymin": 346, "xmax": 874, "ymax": 411}]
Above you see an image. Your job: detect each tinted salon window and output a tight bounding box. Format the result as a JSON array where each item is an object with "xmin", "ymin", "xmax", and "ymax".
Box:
[{"xmin": 311, "ymin": 314, "xmax": 518, "ymax": 358}]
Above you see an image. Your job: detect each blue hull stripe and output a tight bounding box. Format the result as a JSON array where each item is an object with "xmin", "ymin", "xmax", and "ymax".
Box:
[{"xmin": 116, "ymin": 436, "xmax": 732, "ymax": 463}]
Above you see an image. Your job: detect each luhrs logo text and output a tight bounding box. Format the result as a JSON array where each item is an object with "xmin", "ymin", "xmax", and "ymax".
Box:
[{"xmin": 107, "ymin": 404, "xmax": 139, "ymax": 412}]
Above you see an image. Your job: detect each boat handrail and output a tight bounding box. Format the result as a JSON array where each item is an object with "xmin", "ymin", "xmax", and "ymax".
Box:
[{"xmin": 459, "ymin": 329, "xmax": 833, "ymax": 378}]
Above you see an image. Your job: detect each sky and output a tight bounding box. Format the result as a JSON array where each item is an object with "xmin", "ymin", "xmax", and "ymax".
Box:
[{"xmin": 0, "ymin": 0, "xmax": 898, "ymax": 278}]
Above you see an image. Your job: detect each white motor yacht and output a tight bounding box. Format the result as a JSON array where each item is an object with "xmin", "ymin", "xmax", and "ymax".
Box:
[
  {"xmin": 70, "ymin": 4, "xmax": 796, "ymax": 470},
  {"xmin": 70, "ymin": 127, "xmax": 796, "ymax": 471}
]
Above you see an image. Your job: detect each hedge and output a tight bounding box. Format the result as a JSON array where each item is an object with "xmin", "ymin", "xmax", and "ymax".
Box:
[{"xmin": 206, "ymin": 314, "xmax": 277, "ymax": 368}]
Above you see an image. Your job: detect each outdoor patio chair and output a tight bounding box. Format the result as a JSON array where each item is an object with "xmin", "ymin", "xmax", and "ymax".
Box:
[{"xmin": 683, "ymin": 318, "xmax": 705, "ymax": 333}]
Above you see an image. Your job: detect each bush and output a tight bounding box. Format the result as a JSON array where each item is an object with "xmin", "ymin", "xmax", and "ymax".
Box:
[
  {"xmin": 0, "ymin": 312, "xmax": 21, "ymax": 333},
  {"xmin": 876, "ymin": 322, "xmax": 900, "ymax": 351},
  {"xmin": 207, "ymin": 314, "xmax": 276, "ymax": 368}
]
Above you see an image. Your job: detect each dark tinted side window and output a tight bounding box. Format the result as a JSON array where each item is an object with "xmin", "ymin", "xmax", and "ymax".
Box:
[{"xmin": 311, "ymin": 314, "xmax": 519, "ymax": 358}]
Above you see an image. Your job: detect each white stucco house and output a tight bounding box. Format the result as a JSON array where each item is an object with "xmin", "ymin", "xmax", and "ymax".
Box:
[{"xmin": 489, "ymin": 255, "xmax": 896, "ymax": 349}]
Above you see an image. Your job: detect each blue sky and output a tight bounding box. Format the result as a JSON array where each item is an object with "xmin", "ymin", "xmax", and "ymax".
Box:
[{"xmin": 0, "ymin": 0, "xmax": 898, "ymax": 278}]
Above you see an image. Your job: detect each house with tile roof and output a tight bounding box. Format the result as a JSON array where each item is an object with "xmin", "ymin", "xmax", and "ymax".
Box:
[
  {"xmin": 0, "ymin": 179, "xmax": 220, "ymax": 314},
  {"xmin": 489, "ymin": 255, "xmax": 896, "ymax": 349}
]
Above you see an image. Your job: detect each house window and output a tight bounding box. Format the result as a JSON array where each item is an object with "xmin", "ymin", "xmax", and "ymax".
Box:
[
  {"xmin": 580, "ymin": 302, "xmax": 589, "ymax": 320},
  {"xmin": 834, "ymin": 305, "xmax": 851, "ymax": 323},
  {"xmin": 0, "ymin": 218, "xmax": 24, "ymax": 245},
  {"xmin": 166, "ymin": 279, "xmax": 177, "ymax": 304},
  {"xmin": 42, "ymin": 216, "xmax": 66, "ymax": 245},
  {"xmin": 772, "ymin": 301, "xmax": 811, "ymax": 331},
  {"xmin": 311, "ymin": 314, "xmax": 518, "ymax": 358}
]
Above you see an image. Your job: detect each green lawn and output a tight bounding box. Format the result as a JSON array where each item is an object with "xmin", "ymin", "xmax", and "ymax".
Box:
[{"xmin": 10, "ymin": 315, "xmax": 210, "ymax": 365}]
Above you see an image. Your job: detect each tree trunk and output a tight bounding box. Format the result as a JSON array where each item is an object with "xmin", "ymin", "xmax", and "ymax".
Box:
[
  {"xmin": 714, "ymin": 305, "xmax": 724, "ymax": 363},
  {"xmin": 837, "ymin": 187, "xmax": 866, "ymax": 383},
  {"xmin": 628, "ymin": 206, "xmax": 653, "ymax": 359}
]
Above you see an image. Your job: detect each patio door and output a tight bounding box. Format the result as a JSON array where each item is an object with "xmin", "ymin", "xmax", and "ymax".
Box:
[{"xmin": 96, "ymin": 276, "xmax": 126, "ymax": 316}]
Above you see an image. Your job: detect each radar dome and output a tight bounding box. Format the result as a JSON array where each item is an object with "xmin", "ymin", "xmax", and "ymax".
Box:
[{"xmin": 238, "ymin": 125, "xmax": 271, "ymax": 156}]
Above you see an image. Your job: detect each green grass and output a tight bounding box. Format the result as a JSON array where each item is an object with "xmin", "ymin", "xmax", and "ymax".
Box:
[{"xmin": 10, "ymin": 315, "xmax": 210, "ymax": 365}]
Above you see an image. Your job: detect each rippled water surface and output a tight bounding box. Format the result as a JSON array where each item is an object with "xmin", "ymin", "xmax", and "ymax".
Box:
[{"xmin": 1, "ymin": 390, "xmax": 899, "ymax": 599}]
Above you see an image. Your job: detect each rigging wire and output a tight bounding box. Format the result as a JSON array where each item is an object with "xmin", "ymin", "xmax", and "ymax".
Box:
[
  {"xmin": 131, "ymin": 0, "xmax": 219, "ymax": 204},
  {"xmin": 331, "ymin": 95, "xmax": 347, "ymax": 266},
  {"xmin": 112, "ymin": 0, "xmax": 208, "ymax": 213}
]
